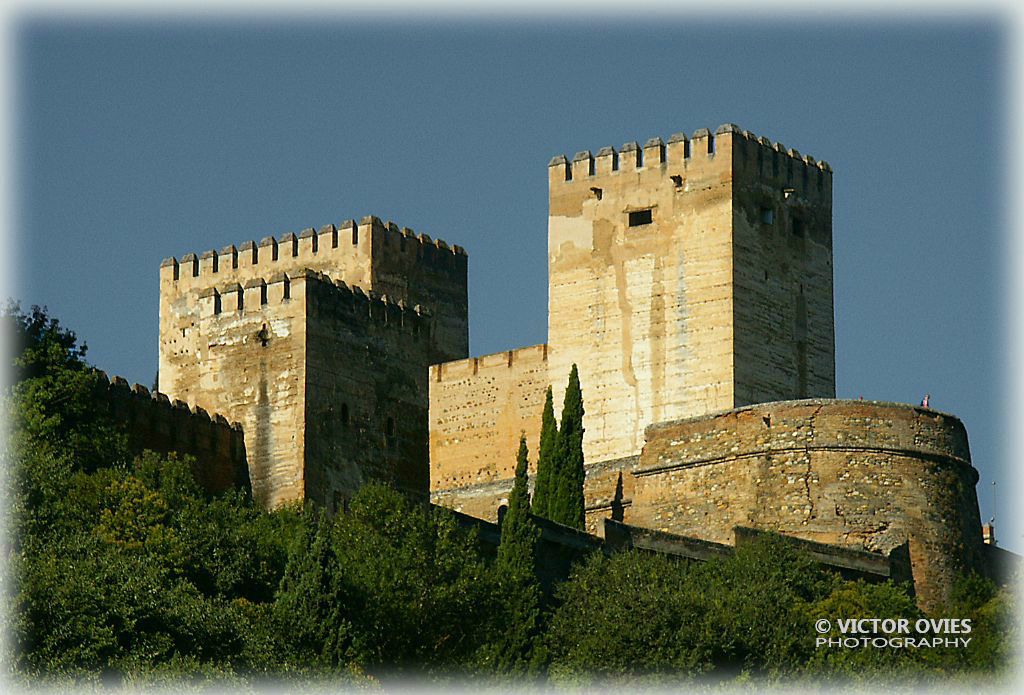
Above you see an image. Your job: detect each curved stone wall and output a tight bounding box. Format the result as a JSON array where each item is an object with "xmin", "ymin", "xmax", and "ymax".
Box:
[{"xmin": 630, "ymin": 399, "xmax": 985, "ymax": 609}]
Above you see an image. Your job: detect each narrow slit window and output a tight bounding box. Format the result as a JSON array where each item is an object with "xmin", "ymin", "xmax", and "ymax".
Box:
[
  {"xmin": 628, "ymin": 209, "xmax": 653, "ymax": 227},
  {"xmin": 385, "ymin": 417, "xmax": 396, "ymax": 448}
]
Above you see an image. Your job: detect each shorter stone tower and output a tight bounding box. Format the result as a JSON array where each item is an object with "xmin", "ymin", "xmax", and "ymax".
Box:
[{"xmin": 159, "ymin": 216, "xmax": 468, "ymax": 508}]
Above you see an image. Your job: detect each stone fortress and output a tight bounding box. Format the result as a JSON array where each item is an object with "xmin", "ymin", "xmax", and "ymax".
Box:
[{"xmin": 138, "ymin": 123, "xmax": 998, "ymax": 609}]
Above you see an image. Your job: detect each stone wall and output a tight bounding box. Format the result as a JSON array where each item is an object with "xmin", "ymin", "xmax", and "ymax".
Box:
[
  {"xmin": 100, "ymin": 373, "xmax": 249, "ymax": 494},
  {"xmin": 303, "ymin": 272, "xmax": 434, "ymax": 508},
  {"xmin": 429, "ymin": 453, "xmax": 640, "ymax": 537},
  {"xmin": 629, "ymin": 399, "xmax": 984, "ymax": 609},
  {"xmin": 161, "ymin": 271, "xmax": 309, "ymax": 507},
  {"xmin": 730, "ymin": 130, "xmax": 835, "ymax": 404},
  {"xmin": 429, "ymin": 344, "xmax": 550, "ymax": 491}
]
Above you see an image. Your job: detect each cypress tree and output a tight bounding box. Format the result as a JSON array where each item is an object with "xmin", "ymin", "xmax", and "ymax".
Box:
[
  {"xmin": 493, "ymin": 435, "xmax": 542, "ymax": 673},
  {"xmin": 549, "ymin": 364, "xmax": 586, "ymax": 529},
  {"xmin": 530, "ymin": 386, "xmax": 558, "ymax": 518}
]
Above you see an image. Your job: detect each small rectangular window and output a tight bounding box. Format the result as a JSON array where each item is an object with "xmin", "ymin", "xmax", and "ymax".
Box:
[
  {"xmin": 760, "ymin": 208, "xmax": 774, "ymax": 225},
  {"xmin": 628, "ymin": 209, "xmax": 653, "ymax": 227}
]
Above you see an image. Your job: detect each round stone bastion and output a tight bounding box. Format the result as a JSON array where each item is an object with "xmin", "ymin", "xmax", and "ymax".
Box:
[{"xmin": 630, "ymin": 399, "xmax": 985, "ymax": 609}]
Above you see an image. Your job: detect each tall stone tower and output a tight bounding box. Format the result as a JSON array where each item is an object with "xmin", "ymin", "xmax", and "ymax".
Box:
[
  {"xmin": 546, "ymin": 124, "xmax": 835, "ymax": 464},
  {"xmin": 430, "ymin": 124, "xmax": 836, "ymax": 527},
  {"xmin": 159, "ymin": 216, "xmax": 468, "ymax": 508}
]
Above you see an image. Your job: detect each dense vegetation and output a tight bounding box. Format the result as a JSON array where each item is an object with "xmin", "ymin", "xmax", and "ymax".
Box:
[{"xmin": 2, "ymin": 304, "xmax": 1015, "ymax": 688}]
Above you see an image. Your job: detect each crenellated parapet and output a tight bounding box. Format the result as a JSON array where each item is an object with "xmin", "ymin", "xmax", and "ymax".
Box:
[
  {"xmin": 548, "ymin": 123, "xmax": 832, "ymax": 203},
  {"xmin": 195, "ymin": 267, "xmax": 432, "ymax": 337},
  {"xmin": 160, "ymin": 214, "xmax": 467, "ymax": 290},
  {"xmin": 96, "ymin": 371, "xmax": 249, "ymax": 494},
  {"xmin": 429, "ymin": 343, "xmax": 548, "ymax": 383}
]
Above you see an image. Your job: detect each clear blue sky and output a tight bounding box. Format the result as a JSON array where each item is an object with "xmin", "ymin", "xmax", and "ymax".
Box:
[{"xmin": 13, "ymin": 15, "xmax": 1010, "ymax": 543}]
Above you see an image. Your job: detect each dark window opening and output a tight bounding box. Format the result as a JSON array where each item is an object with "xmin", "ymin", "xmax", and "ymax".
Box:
[
  {"xmin": 341, "ymin": 403, "xmax": 350, "ymax": 426},
  {"xmin": 628, "ymin": 209, "xmax": 653, "ymax": 227},
  {"xmin": 385, "ymin": 417, "xmax": 396, "ymax": 447},
  {"xmin": 282, "ymin": 276, "xmax": 290, "ymax": 299},
  {"xmin": 213, "ymin": 292, "xmax": 221, "ymax": 315},
  {"xmin": 760, "ymin": 207, "xmax": 774, "ymax": 225},
  {"xmin": 792, "ymin": 219, "xmax": 805, "ymax": 239},
  {"xmin": 260, "ymin": 283, "xmax": 268, "ymax": 305},
  {"xmin": 764, "ymin": 270, "xmax": 769, "ymax": 282},
  {"xmin": 707, "ymin": 135, "xmax": 715, "ymax": 154}
]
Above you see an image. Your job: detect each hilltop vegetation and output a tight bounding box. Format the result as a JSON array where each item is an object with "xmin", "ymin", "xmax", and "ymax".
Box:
[{"xmin": 2, "ymin": 304, "xmax": 1015, "ymax": 688}]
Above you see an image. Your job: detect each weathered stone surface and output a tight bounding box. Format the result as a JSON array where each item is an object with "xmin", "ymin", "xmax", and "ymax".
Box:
[
  {"xmin": 629, "ymin": 399, "xmax": 984, "ymax": 610},
  {"xmin": 433, "ymin": 127, "xmax": 836, "ymax": 522},
  {"xmin": 159, "ymin": 216, "xmax": 469, "ymax": 508},
  {"xmin": 429, "ymin": 345, "xmax": 550, "ymax": 491},
  {"xmin": 99, "ymin": 373, "xmax": 248, "ymax": 494}
]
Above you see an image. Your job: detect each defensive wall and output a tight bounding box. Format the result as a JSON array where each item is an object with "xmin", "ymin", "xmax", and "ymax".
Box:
[
  {"xmin": 97, "ymin": 371, "xmax": 249, "ymax": 494},
  {"xmin": 454, "ymin": 511, "xmax": 909, "ymax": 596},
  {"xmin": 429, "ymin": 344, "xmax": 550, "ymax": 490},
  {"xmin": 430, "ymin": 452, "xmax": 640, "ymax": 536},
  {"xmin": 630, "ymin": 399, "xmax": 984, "ymax": 609}
]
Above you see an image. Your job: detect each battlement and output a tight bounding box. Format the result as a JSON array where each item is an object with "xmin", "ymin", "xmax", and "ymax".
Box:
[
  {"xmin": 548, "ymin": 123, "xmax": 832, "ymax": 201},
  {"xmin": 96, "ymin": 371, "xmax": 249, "ymax": 494},
  {"xmin": 160, "ymin": 214, "xmax": 467, "ymax": 290},
  {"xmin": 196, "ymin": 267, "xmax": 431, "ymax": 335},
  {"xmin": 429, "ymin": 343, "xmax": 548, "ymax": 382}
]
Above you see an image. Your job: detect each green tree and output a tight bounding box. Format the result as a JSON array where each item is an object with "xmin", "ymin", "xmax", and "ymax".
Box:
[
  {"xmin": 548, "ymin": 364, "xmax": 585, "ymax": 529},
  {"xmin": 272, "ymin": 510, "xmax": 351, "ymax": 672},
  {"xmin": 546, "ymin": 536, "xmax": 846, "ymax": 684},
  {"xmin": 531, "ymin": 387, "xmax": 558, "ymax": 519},
  {"xmin": 4, "ymin": 303, "xmax": 129, "ymax": 475},
  {"xmin": 490, "ymin": 435, "xmax": 543, "ymax": 674},
  {"xmin": 329, "ymin": 483, "xmax": 503, "ymax": 675}
]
